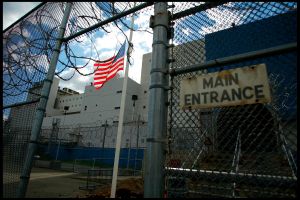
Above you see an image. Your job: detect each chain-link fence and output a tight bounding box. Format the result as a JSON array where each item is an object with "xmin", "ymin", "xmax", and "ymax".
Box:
[
  {"xmin": 3, "ymin": 104, "xmax": 37, "ymax": 198},
  {"xmin": 36, "ymin": 122, "xmax": 147, "ymax": 173},
  {"xmin": 3, "ymin": 2, "xmax": 153, "ymax": 198},
  {"xmin": 3, "ymin": 1, "xmax": 297, "ymax": 198},
  {"xmin": 166, "ymin": 2, "xmax": 297, "ymax": 198},
  {"xmin": 3, "ymin": 108, "xmax": 147, "ymax": 198}
]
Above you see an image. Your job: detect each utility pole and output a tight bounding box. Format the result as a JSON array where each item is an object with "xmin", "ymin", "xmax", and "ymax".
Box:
[
  {"xmin": 16, "ymin": 2, "xmax": 73, "ymax": 198},
  {"xmin": 144, "ymin": 2, "xmax": 170, "ymax": 198}
]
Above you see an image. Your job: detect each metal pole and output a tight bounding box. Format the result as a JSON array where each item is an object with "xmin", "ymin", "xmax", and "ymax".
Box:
[
  {"xmin": 127, "ymin": 101, "xmax": 135, "ymax": 169},
  {"xmin": 16, "ymin": 2, "xmax": 72, "ymax": 198},
  {"xmin": 134, "ymin": 114, "xmax": 140, "ymax": 175},
  {"xmin": 144, "ymin": 2, "xmax": 169, "ymax": 198},
  {"xmin": 127, "ymin": 129, "xmax": 132, "ymax": 169},
  {"xmin": 55, "ymin": 139, "xmax": 61, "ymax": 161},
  {"xmin": 92, "ymin": 158, "xmax": 96, "ymax": 170},
  {"xmin": 171, "ymin": 2, "xmax": 226, "ymax": 21},
  {"xmin": 47, "ymin": 120, "xmax": 55, "ymax": 154},
  {"xmin": 110, "ymin": 3, "xmax": 135, "ymax": 197},
  {"xmin": 102, "ymin": 120, "xmax": 107, "ymax": 148},
  {"xmin": 3, "ymin": 2, "xmax": 47, "ymax": 33},
  {"xmin": 171, "ymin": 42, "xmax": 297, "ymax": 76},
  {"xmin": 63, "ymin": 2, "xmax": 153, "ymax": 42}
]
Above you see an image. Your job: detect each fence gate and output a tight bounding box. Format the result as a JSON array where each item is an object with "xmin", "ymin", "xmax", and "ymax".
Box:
[{"xmin": 165, "ymin": 2, "xmax": 297, "ymax": 198}]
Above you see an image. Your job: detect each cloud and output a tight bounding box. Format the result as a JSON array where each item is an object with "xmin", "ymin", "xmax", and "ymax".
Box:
[
  {"xmin": 56, "ymin": 66, "xmax": 94, "ymax": 93},
  {"xmin": 5, "ymin": 2, "xmax": 155, "ymax": 94},
  {"xmin": 3, "ymin": 2, "xmax": 42, "ymax": 30},
  {"xmin": 59, "ymin": 7, "xmax": 154, "ymax": 90}
]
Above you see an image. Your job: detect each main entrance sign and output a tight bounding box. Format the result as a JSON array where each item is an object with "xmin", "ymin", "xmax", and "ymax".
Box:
[{"xmin": 180, "ymin": 64, "xmax": 271, "ymax": 109}]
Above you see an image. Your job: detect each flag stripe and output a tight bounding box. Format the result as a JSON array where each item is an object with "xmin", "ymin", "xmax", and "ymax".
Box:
[
  {"xmin": 94, "ymin": 66, "xmax": 123, "ymax": 83},
  {"xmin": 94, "ymin": 58, "xmax": 124, "ymax": 76},
  {"xmin": 94, "ymin": 68, "xmax": 123, "ymax": 88},
  {"xmin": 94, "ymin": 65, "xmax": 123, "ymax": 83},
  {"xmin": 94, "ymin": 61, "xmax": 124, "ymax": 77},
  {"xmin": 93, "ymin": 42, "xmax": 126, "ymax": 89},
  {"xmin": 94, "ymin": 61, "xmax": 113, "ymax": 67},
  {"xmin": 94, "ymin": 58, "xmax": 124, "ymax": 75}
]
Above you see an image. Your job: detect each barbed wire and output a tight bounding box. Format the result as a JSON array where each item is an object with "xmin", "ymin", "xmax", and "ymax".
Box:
[{"xmin": 3, "ymin": 2, "xmax": 153, "ymax": 107}]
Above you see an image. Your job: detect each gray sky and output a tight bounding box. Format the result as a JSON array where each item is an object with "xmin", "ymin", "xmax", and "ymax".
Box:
[{"xmin": 3, "ymin": 2, "xmax": 41, "ymax": 30}]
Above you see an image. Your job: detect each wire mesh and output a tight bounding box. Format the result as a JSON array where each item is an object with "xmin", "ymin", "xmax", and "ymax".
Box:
[
  {"xmin": 3, "ymin": 1, "xmax": 297, "ymax": 198},
  {"xmin": 36, "ymin": 122, "xmax": 147, "ymax": 172},
  {"xmin": 3, "ymin": 2, "xmax": 153, "ymax": 108},
  {"xmin": 166, "ymin": 2, "xmax": 297, "ymax": 198},
  {"xmin": 3, "ymin": 105, "xmax": 37, "ymax": 198},
  {"xmin": 3, "ymin": 2, "xmax": 152, "ymax": 198},
  {"xmin": 56, "ymin": 3, "xmax": 153, "ymax": 92}
]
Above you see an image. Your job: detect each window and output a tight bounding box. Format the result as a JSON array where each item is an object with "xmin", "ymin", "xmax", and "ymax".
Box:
[
  {"xmin": 144, "ymin": 90, "xmax": 147, "ymax": 94},
  {"xmin": 63, "ymin": 100, "xmax": 64, "ymax": 102},
  {"xmin": 141, "ymin": 139, "xmax": 145, "ymax": 144},
  {"xmin": 96, "ymin": 104, "xmax": 97, "ymax": 107},
  {"xmin": 116, "ymin": 90, "xmax": 122, "ymax": 93},
  {"xmin": 143, "ymin": 106, "xmax": 146, "ymax": 109},
  {"xmin": 115, "ymin": 107, "xmax": 120, "ymax": 109},
  {"xmin": 84, "ymin": 106, "xmax": 87, "ymax": 111}
]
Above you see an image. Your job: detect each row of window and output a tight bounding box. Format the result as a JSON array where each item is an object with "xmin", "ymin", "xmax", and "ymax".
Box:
[
  {"xmin": 117, "ymin": 90, "xmax": 146, "ymax": 94},
  {"xmin": 59, "ymin": 89, "xmax": 147, "ymax": 104},
  {"xmin": 61, "ymin": 104, "xmax": 81, "ymax": 109},
  {"xmin": 60, "ymin": 96, "xmax": 82, "ymax": 103},
  {"xmin": 59, "ymin": 90, "xmax": 147, "ymax": 105},
  {"xmin": 61, "ymin": 104, "xmax": 147, "ymax": 111},
  {"xmin": 82, "ymin": 105, "xmax": 146, "ymax": 111}
]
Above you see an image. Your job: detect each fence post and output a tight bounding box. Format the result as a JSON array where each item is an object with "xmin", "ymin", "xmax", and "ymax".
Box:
[
  {"xmin": 144, "ymin": 2, "xmax": 170, "ymax": 198},
  {"xmin": 16, "ymin": 2, "xmax": 73, "ymax": 198},
  {"xmin": 102, "ymin": 120, "xmax": 107, "ymax": 148},
  {"xmin": 55, "ymin": 139, "xmax": 61, "ymax": 161},
  {"xmin": 134, "ymin": 114, "xmax": 141, "ymax": 175}
]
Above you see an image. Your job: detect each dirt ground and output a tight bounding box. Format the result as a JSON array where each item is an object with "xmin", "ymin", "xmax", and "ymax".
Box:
[{"xmin": 26, "ymin": 167, "xmax": 143, "ymax": 198}]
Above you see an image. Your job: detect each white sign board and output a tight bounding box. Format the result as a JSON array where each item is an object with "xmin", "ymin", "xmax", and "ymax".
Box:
[{"xmin": 180, "ymin": 64, "xmax": 271, "ymax": 109}]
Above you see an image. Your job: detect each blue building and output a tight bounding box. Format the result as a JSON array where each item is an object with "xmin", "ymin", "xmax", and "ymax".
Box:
[{"xmin": 205, "ymin": 11, "xmax": 296, "ymax": 157}]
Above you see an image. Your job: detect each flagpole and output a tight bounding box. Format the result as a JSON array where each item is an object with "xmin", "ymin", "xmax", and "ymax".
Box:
[{"xmin": 110, "ymin": 3, "xmax": 135, "ymax": 198}]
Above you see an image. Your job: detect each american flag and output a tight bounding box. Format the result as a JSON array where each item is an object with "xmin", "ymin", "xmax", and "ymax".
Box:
[{"xmin": 93, "ymin": 42, "xmax": 126, "ymax": 89}]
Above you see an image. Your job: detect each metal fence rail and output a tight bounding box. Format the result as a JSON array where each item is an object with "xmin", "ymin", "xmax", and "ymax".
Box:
[{"xmin": 165, "ymin": 1, "xmax": 297, "ymax": 198}]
